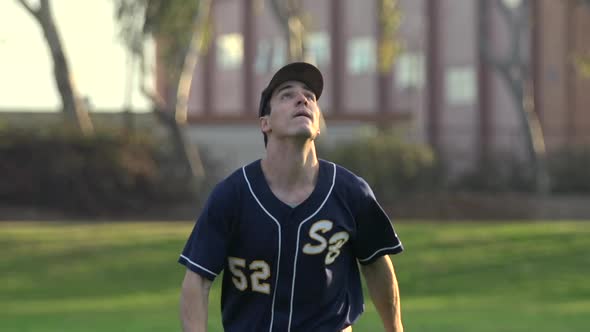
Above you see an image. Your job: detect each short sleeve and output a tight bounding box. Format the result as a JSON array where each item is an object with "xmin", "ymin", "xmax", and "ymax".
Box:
[
  {"xmin": 353, "ymin": 178, "xmax": 403, "ymax": 265},
  {"xmin": 178, "ymin": 181, "xmax": 236, "ymax": 280}
]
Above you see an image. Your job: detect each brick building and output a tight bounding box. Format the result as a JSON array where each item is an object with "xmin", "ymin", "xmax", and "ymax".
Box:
[{"xmin": 156, "ymin": 0, "xmax": 590, "ymax": 174}]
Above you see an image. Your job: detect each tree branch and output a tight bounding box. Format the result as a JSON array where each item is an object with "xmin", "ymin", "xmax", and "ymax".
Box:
[
  {"xmin": 175, "ymin": 0, "xmax": 212, "ymax": 124},
  {"xmin": 137, "ymin": 53, "xmax": 167, "ymax": 111},
  {"xmin": 480, "ymin": 42, "xmax": 512, "ymax": 70},
  {"xmin": 269, "ymin": 0, "xmax": 289, "ymax": 24},
  {"xmin": 510, "ymin": 0, "xmax": 530, "ymax": 66},
  {"xmin": 495, "ymin": 0, "xmax": 515, "ymax": 25},
  {"xmin": 15, "ymin": 0, "xmax": 41, "ymax": 19}
]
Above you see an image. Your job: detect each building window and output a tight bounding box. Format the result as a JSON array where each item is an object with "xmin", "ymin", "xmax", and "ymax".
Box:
[
  {"xmin": 502, "ymin": 0, "xmax": 523, "ymax": 9},
  {"xmin": 255, "ymin": 38, "xmax": 286, "ymax": 74},
  {"xmin": 271, "ymin": 38, "xmax": 287, "ymax": 70},
  {"xmin": 395, "ymin": 52, "xmax": 425, "ymax": 89},
  {"xmin": 445, "ymin": 66, "xmax": 476, "ymax": 105},
  {"xmin": 255, "ymin": 39, "xmax": 271, "ymax": 74},
  {"xmin": 306, "ymin": 32, "xmax": 330, "ymax": 67},
  {"xmin": 217, "ymin": 33, "xmax": 244, "ymax": 70},
  {"xmin": 347, "ymin": 37, "xmax": 376, "ymax": 74}
]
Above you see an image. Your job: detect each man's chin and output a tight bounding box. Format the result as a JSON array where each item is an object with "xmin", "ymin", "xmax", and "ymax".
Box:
[{"xmin": 297, "ymin": 132, "xmax": 319, "ymax": 143}]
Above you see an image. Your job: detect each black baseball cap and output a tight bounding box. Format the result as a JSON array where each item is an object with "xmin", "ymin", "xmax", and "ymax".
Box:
[{"xmin": 258, "ymin": 62, "xmax": 324, "ymax": 117}]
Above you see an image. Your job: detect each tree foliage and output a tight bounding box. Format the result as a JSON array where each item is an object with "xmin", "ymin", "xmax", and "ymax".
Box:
[
  {"xmin": 479, "ymin": 0, "xmax": 550, "ymax": 194},
  {"xmin": 574, "ymin": 53, "xmax": 590, "ymax": 78},
  {"xmin": 114, "ymin": 0, "xmax": 212, "ymax": 181},
  {"xmin": 268, "ymin": 0, "xmax": 307, "ymax": 61},
  {"xmin": 115, "ymin": 0, "xmax": 201, "ymax": 87},
  {"xmin": 378, "ymin": 0, "xmax": 403, "ymax": 73}
]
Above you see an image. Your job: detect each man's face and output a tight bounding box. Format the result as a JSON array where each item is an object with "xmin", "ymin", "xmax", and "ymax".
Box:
[{"xmin": 261, "ymin": 80, "xmax": 321, "ymax": 144}]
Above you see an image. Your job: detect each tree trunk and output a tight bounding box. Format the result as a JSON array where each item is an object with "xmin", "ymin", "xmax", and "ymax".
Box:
[
  {"xmin": 17, "ymin": 0, "xmax": 93, "ymax": 134},
  {"xmin": 137, "ymin": 0, "xmax": 214, "ymax": 182},
  {"xmin": 139, "ymin": 56, "xmax": 204, "ymax": 182},
  {"xmin": 175, "ymin": 0, "xmax": 212, "ymax": 124},
  {"xmin": 480, "ymin": 0, "xmax": 550, "ymax": 194},
  {"xmin": 152, "ymin": 106, "xmax": 203, "ymax": 180},
  {"xmin": 269, "ymin": 0, "xmax": 306, "ymax": 61}
]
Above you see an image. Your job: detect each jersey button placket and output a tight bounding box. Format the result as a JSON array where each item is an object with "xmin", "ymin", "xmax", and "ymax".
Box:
[{"xmin": 274, "ymin": 210, "xmax": 298, "ymax": 331}]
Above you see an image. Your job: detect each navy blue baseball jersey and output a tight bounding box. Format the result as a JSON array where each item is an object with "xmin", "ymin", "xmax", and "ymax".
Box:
[{"xmin": 179, "ymin": 159, "xmax": 403, "ymax": 332}]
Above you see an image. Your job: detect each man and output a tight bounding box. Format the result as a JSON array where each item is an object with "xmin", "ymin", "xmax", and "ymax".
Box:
[{"xmin": 179, "ymin": 62, "xmax": 404, "ymax": 332}]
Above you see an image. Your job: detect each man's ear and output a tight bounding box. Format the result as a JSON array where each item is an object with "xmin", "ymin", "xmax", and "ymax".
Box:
[{"xmin": 260, "ymin": 116, "xmax": 271, "ymax": 135}]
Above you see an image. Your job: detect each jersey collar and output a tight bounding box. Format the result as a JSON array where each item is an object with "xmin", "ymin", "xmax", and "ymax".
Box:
[{"xmin": 244, "ymin": 159, "xmax": 335, "ymax": 222}]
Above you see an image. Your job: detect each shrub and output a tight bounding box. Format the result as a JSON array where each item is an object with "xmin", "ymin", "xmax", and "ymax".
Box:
[
  {"xmin": 548, "ymin": 146, "xmax": 590, "ymax": 193},
  {"xmin": 321, "ymin": 130, "xmax": 440, "ymax": 203},
  {"xmin": 0, "ymin": 126, "xmax": 198, "ymax": 216},
  {"xmin": 451, "ymin": 154, "xmax": 535, "ymax": 193}
]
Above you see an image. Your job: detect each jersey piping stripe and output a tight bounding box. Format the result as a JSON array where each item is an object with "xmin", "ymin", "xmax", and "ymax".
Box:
[
  {"xmin": 357, "ymin": 243, "xmax": 403, "ymax": 263},
  {"xmin": 179, "ymin": 254, "xmax": 218, "ymax": 278},
  {"xmin": 345, "ymin": 303, "xmax": 351, "ymax": 326},
  {"xmin": 242, "ymin": 166, "xmax": 282, "ymax": 332},
  {"xmin": 288, "ymin": 162, "xmax": 337, "ymax": 332}
]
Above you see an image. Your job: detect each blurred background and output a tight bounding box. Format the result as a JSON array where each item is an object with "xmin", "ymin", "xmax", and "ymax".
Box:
[
  {"xmin": 2, "ymin": 0, "xmax": 590, "ymax": 220},
  {"xmin": 1, "ymin": 0, "xmax": 589, "ymax": 331}
]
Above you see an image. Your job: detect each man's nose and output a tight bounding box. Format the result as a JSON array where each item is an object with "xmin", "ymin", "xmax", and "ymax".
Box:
[{"xmin": 295, "ymin": 92, "xmax": 308, "ymax": 105}]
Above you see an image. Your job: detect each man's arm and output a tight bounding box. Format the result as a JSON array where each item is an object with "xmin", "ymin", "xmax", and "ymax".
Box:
[
  {"xmin": 360, "ymin": 255, "xmax": 403, "ymax": 332},
  {"xmin": 180, "ymin": 269, "xmax": 213, "ymax": 332}
]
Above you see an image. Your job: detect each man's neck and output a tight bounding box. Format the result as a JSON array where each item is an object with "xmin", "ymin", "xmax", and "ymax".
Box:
[{"xmin": 261, "ymin": 139, "xmax": 319, "ymax": 192}]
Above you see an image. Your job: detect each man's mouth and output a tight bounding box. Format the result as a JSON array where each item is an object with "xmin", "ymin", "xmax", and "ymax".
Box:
[{"xmin": 294, "ymin": 110, "xmax": 312, "ymax": 120}]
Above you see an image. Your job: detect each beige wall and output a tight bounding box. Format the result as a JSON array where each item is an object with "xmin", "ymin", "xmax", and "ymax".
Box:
[
  {"xmin": 538, "ymin": 0, "xmax": 569, "ymax": 150},
  {"xmin": 537, "ymin": 0, "xmax": 590, "ymax": 149},
  {"xmin": 573, "ymin": 5, "xmax": 590, "ymax": 144}
]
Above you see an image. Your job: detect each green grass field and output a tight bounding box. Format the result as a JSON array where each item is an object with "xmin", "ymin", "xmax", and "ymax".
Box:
[{"xmin": 1, "ymin": 221, "xmax": 589, "ymax": 332}]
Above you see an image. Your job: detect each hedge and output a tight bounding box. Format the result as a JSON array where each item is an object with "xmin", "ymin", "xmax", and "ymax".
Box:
[
  {"xmin": 321, "ymin": 131, "xmax": 440, "ymax": 203},
  {"xmin": 0, "ymin": 126, "xmax": 197, "ymax": 216}
]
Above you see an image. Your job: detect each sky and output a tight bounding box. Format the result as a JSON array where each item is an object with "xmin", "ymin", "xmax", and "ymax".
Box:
[{"xmin": 0, "ymin": 0, "xmax": 152, "ymax": 111}]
